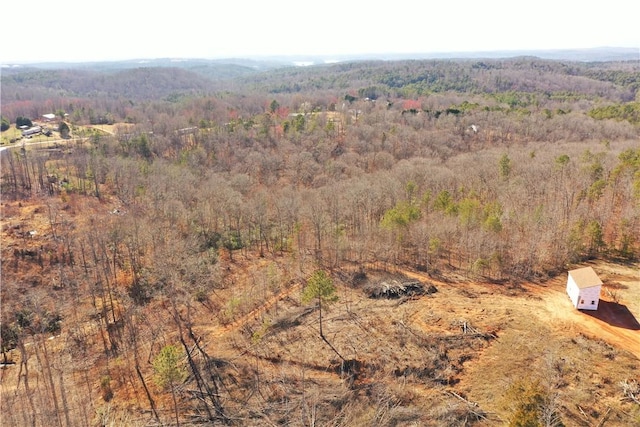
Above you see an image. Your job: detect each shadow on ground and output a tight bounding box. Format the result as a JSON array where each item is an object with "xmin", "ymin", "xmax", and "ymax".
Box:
[{"xmin": 583, "ymin": 300, "xmax": 640, "ymax": 330}]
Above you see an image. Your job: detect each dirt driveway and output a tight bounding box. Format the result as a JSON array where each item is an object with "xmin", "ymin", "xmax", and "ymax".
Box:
[
  {"xmin": 401, "ymin": 262, "xmax": 640, "ymax": 360},
  {"xmin": 535, "ymin": 280, "xmax": 640, "ymax": 360}
]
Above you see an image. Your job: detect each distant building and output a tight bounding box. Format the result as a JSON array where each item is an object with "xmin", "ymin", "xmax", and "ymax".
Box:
[
  {"xmin": 176, "ymin": 126, "xmax": 198, "ymax": 136},
  {"xmin": 21, "ymin": 126, "xmax": 42, "ymax": 137},
  {"xmin": 566, "ymin": 266, "xmax": 602, "ymax": 310},
  {"xmin": 42, "ymin": 113, "xmax": 56, "ymax": 121}
]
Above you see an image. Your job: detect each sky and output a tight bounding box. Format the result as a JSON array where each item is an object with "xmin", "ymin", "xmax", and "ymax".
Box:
[{"xmin": 1, "ymin": 0, "xmax": 638, "ymax": 64}]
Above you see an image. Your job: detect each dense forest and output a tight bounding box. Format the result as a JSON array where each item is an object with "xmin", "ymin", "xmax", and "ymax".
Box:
[{"xmin": 1, "ymin": 56, "xmax": 639, "ymax": 426}]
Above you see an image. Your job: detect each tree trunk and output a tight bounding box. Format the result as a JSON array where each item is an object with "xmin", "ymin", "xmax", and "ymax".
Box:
[
  {"xmin": 171, "ymin": 386, "xmax": 181, "ymax": 427},
  {"xmin": 318, "ymin": 297, "xmax": 345, "ymax": 362},
  {"xmin": 135, "ymin": 364, "xmax": 160, "ymax": 423}
]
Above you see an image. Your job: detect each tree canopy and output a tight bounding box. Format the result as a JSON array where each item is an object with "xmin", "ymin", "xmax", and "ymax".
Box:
[{"xmin": 302, "ymin": 270, "xmax": 338, "ymax": 306}]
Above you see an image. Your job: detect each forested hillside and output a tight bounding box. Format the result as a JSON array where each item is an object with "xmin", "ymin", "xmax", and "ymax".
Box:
[{"xmin": 1, "ymin": 57, "xmax": 639, "ymax": 426}]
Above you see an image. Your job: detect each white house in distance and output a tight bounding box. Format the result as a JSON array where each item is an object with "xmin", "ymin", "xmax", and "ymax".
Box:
[{"xmin": 566, "ymin": 266, "xmax": 603, "ymax": 310}]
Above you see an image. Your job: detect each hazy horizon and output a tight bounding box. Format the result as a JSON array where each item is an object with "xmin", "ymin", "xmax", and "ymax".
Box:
[
  {"xmin": 1, "ymin": 0, "xmax": 638, "ymax": 64},
  {"xmin": 2, "ymin": 46, "xmax": 639, "ymax": 67}
]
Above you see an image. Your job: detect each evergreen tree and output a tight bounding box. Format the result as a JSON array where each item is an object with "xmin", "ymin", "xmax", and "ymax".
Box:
[
  {"xmin": 302, "ymin": 270, "xmax": 344, "ymax": 361},
  {"xmin": 153, "ymin": 345, "xmax": 187, "ymax": 426},
  {"xmin": 1, "ymin": 116, "xmax": 10, "ymax": 132},
  {"xmin": 59, "ymin": 122, "xmax": 70, "ymax": 138}
]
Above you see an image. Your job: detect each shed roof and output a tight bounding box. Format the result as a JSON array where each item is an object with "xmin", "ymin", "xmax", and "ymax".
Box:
[{"xmin": 569, "ymin": 266, "xmax": 603, "ymax": 289}]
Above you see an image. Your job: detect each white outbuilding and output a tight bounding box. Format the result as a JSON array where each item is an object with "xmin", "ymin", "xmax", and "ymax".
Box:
[{"xmin": 566, "ymin": 266, "xmax": 602, "ymax": 310}]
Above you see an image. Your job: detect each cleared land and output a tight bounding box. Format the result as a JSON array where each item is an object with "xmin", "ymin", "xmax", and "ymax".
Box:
[{"xmin": 2, "ymin": 194, "xmax": 639, "ymax": 425}]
